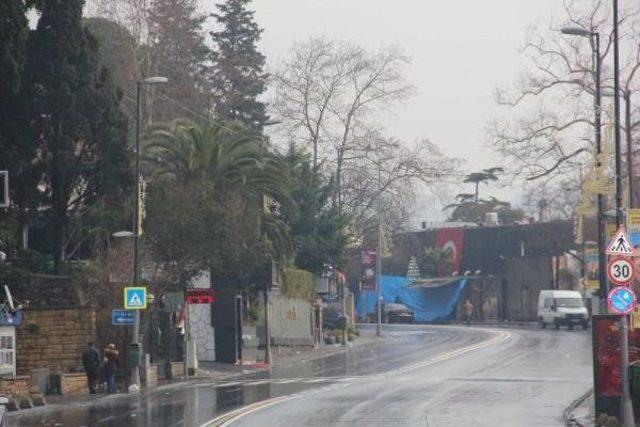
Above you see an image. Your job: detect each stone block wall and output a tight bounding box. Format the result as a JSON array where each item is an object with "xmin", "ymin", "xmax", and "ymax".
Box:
[
  {"xmin": 61, "ymin": 373, "xmax": 87, "ymax": 395},
  {"xmin": 17, "ymin": 307, "xmax": 97, "ymax": 375},
  {"xmin": 0, "ymin": 376, "xmax": 30, "ymax": 397}
]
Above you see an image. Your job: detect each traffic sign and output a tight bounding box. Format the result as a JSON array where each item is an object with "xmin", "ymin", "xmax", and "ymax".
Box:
[
  {"xmin": 607, "ymin": 257, "xmax": 637, "ymax": 286},
  {"xmin": 124, "ymin": 287, "xmax": 147, "ymax": 310},
  {"xmin": 112, "ymin": 309, "xmax": 134, "ymax": 325},
  {"xmin": 608, "ymin": 286, "xmax": 637, "ymax": 315},
  {"xmin": 606, "ymin": 227, "xmax": 634, "ymax": 256},
  {"xmin": 186, "ymin": 289, "xmax": 215, "ymax": 304}
]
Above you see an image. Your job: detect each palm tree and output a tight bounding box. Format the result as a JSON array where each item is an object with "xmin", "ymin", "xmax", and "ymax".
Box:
[
  {"xmin": 143, "ymin": 118, "xmax": 294, "ymax": 263},
  {"xmin": 464, "ymin": 167, "xmax": 504, "ymax": 203}
]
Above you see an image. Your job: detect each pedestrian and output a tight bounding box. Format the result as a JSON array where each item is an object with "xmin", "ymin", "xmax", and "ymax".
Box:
[
  {"xmin": 463, "ymin": 299, "xmax": 474, "ymax": 326},
  {"xmin": 81, "ymin": 342, "xmax": 100, "ymax": 394},
  {"xmin": 103, "ymin": 343, "xmax": 120, "ymax": 394}
]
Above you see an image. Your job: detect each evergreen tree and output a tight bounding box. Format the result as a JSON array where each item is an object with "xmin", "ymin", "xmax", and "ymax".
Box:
[
  {"xmin": 0, "ymin": 0, "xmax": 42, "ymax": 246},
  {"xmin": 26, "ymin": 0, "xmax": 131, "ymax": 271},
  {"xmin": 148, "ymin": 0, "xmax": 210, "ymax": 122},
  {"xmin": 209, "ymin": 0, "xmax": 268, "ymax": 132}
]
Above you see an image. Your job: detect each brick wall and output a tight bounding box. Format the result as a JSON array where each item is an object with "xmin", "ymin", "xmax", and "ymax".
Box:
[
  {"xmin": 17, "ymin": 307, "xmax": 97, "ymax": 375},
  {"xmin": 0, "ymin": 376, "xmax": 30, "ymax": 397},
  {"xmin": 61, "ymin": 373, "xmax": 87, "ymax": 395}
]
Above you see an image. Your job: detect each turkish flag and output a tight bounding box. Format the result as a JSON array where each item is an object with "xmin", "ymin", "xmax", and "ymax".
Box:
[{"xmin": 435, "ymin": 228, "xmax": 464, "ymax": 275}]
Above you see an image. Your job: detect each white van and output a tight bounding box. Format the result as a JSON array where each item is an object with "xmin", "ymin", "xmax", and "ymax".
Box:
[{"xmin": 537, "ymin": 290, "xmax": 589, "ymax": 330}]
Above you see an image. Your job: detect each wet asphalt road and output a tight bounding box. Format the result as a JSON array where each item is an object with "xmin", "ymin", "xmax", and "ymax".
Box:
[{"xmin": 6, "ymin": 324, "xmax": 592, "ymax": 427}]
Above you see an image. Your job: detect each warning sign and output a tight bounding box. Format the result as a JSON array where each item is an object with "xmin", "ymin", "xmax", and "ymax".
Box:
[{"xmin": 606, "ymin": 228, "xmax": 635, "ymax": 256}]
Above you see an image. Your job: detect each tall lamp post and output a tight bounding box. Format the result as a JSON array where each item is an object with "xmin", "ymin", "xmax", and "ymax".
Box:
[
  {"xmin": 560, "ymin": 27, "xmax": 606, "ymax": 309},
  {"xmin": 626, "ymin": 91, "xmax": 634, "ymax": 208},
  {"xmin": 612, "ymin": 1, "xmax": 635, "ymax": 424},
  {"xmin": 131, "ymin": 76, "xmax": 168, "ymax": 390},
  {"xmin": 365, "ymin": 149, "xmax": 394, "ymax": 337}
]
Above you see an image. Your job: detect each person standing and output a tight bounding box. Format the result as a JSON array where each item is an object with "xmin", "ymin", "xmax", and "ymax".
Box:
[
  {"xmin": 103, "ymin": 343, "xmax": 120, "ymax": 394},
  {"xmin": 81, "ymin": 342, "xmax": 100, "ymax": 394},
  {"xmin": 463, "ymin": 299, "xmax": 474, "ymax": 326}
]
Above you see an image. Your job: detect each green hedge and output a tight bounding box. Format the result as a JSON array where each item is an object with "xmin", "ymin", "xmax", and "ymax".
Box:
[{"xmin": 282, "ymin": 268, "xmax": 315, "ymax": 302}]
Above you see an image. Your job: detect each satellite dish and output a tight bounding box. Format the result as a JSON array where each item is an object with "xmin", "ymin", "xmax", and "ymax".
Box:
[{"xmin": 4, "ymin": 286, "xmax": 14, "ymax": 311}]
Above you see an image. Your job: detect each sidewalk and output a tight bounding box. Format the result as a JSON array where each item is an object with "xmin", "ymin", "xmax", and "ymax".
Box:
[{"xmin": 13, "ymin": 327, "xmax": 392, "ymax": 414}]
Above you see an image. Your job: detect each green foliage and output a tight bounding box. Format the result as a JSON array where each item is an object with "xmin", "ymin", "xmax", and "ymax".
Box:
[
  {"xmin": 0, "ymin": 0, "xmax": 42, "ymax": 242},
  {"xmin": 418, "ymin": 247, "xmax": 453, "ymax": 278},
  {"xmin": 149, "ymin": 0, "xmax": 210, "ymax": 122},
  {"xmin": 280, "ymin": 145, "xmax": 350, "ymax": 274},
  {"xmin": 26, "ymin": 0, "xmax": 131, "ymax": 270},
  {"xmin": 281, "ymin": 268, "xmax": 315, "ymax": 302},
  {"xmin": 446, "ymin": 167, "xmax": 524, "ymax": 226},
  {"xmin": 210, "ymin": 0, "xmax": 268, "ymax": 132},
  {"xmin": 143, "ymin": 119, "xmax": 293, "ymax": 285}
]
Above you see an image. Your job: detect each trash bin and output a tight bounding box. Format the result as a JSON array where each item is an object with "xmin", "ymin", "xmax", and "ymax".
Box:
[
  {"xmin": 628, "ymin": 361, "xmax": 640, "ymax": 414},
  {"xmin": 31, "ymin": 368, "xmax": 48, "ymax": 395},
  {"xmin": 128, "ymin": 343, "xmax": 141, "ymax": 368}
]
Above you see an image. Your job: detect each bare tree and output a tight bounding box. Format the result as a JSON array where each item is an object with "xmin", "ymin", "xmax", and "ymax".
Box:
[
  {"xmin": 489, "ymin": 0, "xmax": 640, "ymax": 184},
  {"xmin": 271, "ymin": 37, "xmax": 414, "ymax": 208}
]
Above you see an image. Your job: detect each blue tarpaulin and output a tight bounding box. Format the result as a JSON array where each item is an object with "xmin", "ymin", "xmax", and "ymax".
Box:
[{"xmin": 356, "ymin": 275, "xmax": 468, "ymax": 323}]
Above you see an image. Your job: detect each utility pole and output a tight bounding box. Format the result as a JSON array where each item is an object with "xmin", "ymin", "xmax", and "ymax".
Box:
[
  {"xmin": 626, "ymin": 91, "xmax": 634, "ymax": 209},
  {"xmin": 613, "ymin": 1, "xmax": 635, "ymax": 425},
  {"xmin": 131, "ymin": 77, "xmax": 167, "ymax": 392},
  {"xmin": 376, "ymin": 157, "xmax": 383, "ymax": 337}
]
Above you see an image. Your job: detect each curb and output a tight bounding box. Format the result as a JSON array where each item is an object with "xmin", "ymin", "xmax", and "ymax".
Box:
[{"xmin": 563, "ymin": 389, "xmax": 593, "ymax": 427}]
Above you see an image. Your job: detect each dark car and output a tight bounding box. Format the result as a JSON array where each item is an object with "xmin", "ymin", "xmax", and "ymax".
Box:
[{"xmin": 382, "ymin": 303, "xmax": 414, "ymax": 324}]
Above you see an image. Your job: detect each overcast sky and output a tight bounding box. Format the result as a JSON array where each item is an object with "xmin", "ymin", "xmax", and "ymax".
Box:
[{"xmin": 245, "ymin": 0, "xmax": 566, "ymax": 223}]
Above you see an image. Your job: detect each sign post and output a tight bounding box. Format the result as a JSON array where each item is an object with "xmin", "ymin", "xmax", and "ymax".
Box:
[{"xmin": 605, "ymin": 227, "xmax": 636, "ymax": 425}]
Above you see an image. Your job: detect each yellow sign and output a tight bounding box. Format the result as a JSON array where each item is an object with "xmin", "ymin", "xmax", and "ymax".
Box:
[
  {"xmin": 628, "ymin": 209, "xmax": 640, "ymax": 232},
  {"xmin": 633, "ymin": 307, "xmax": 640, "ymax": 330}
]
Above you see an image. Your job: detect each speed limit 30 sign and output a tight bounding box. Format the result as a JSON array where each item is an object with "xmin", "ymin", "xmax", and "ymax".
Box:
[{"xmin": 607, "ymin": 256, "xmax": 637, "ymax": 286}]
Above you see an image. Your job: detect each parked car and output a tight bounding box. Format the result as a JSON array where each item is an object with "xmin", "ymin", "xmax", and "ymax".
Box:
[
  {"xmin": 538, "ymin": 290, "xmax": 589, "ymax": 330},
  {"xmin": 382, "ymin": 303, "xmax": 414, "ymax": 324}
]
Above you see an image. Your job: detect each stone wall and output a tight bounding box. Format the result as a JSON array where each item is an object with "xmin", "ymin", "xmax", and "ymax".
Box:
[
  {"xmin": 0, "ymin": 376, "xmax": 30, "ymax": 397},
  {"xmin": 17, "ymin": 307, "xmax": 97, "ymax": 375},
  {"xmin": 61, "ymin": 373, "xmax": 87, "ymax": 395},
  {"xmin": 189, "ymin": 272, "xmax": 215, "ymax": 362}
]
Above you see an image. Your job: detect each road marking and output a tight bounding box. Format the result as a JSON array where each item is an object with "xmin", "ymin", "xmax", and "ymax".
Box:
[{"xmin": 201, "ymin": 327, "xmax": 512, "ymax": 427}]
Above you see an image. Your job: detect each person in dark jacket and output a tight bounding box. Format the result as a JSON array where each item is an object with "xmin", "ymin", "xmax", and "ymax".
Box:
[
  {"xmin": 81, "ymin": 342, "xmax": 100, "ymax": 394},
  {"xmin": 103, "ymin": 343, "xmax": 120, "ymax": 394}
]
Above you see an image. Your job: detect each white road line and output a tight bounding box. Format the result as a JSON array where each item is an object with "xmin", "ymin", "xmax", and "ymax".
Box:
[{"xmin": 201, "ymin": 327, "xmax": 512, "ymax": 427}]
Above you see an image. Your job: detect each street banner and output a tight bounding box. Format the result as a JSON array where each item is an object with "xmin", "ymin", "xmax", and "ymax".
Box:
[{"xmin": 361, "ymin": 249, "xmax": 376, "ymax": 290}]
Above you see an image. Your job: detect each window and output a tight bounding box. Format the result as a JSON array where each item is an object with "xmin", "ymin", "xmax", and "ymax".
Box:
[
  {"xmin": 544, "ymin": 298, "xmax": 552, "ymax": 308},
  {"xmin": 0, "ymin": 329, "xmax": 16, "ymax": 378}
]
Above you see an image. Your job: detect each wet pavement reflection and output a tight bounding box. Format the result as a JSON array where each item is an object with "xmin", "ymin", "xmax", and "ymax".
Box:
[{"xmin": 6, "ymin": 325, "xmax": 493, "ymax": 426}]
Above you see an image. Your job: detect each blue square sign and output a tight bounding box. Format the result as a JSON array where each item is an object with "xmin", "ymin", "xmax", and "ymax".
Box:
[
  {"xmin": 124, "ymin": 287, "xmax": 147, "ymax": 310},
  {"xmin": 112, "ymin": 309, "xmax": 134, "ymax": 325}
]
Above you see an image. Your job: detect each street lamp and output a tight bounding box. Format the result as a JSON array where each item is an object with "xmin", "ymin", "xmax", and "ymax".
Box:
[
  {"xmin": 560, "ymin": 27, "xmax": 607, "ymax": 310},
  {"xmin": 364, "ymin": 147, "xmax": 396, "ymax": 338},
  {"xmin": 130, "ymin": 76, "xmax": 168, "ymax": 391}
]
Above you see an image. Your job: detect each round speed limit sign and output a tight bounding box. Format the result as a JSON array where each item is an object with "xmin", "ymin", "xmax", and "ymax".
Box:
[{"xmin": 607, "ymin": 257, "xmax": 637, "ymax": 286}]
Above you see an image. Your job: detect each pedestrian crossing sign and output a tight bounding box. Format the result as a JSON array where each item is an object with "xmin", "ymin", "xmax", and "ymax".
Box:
[
  {"xmin": 606, "ymin": 227, "xmax": 634, "ymax": 256},
  {"xmin": 124, "ymin": 287, "xmax": 147, "ymax": 310}
]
